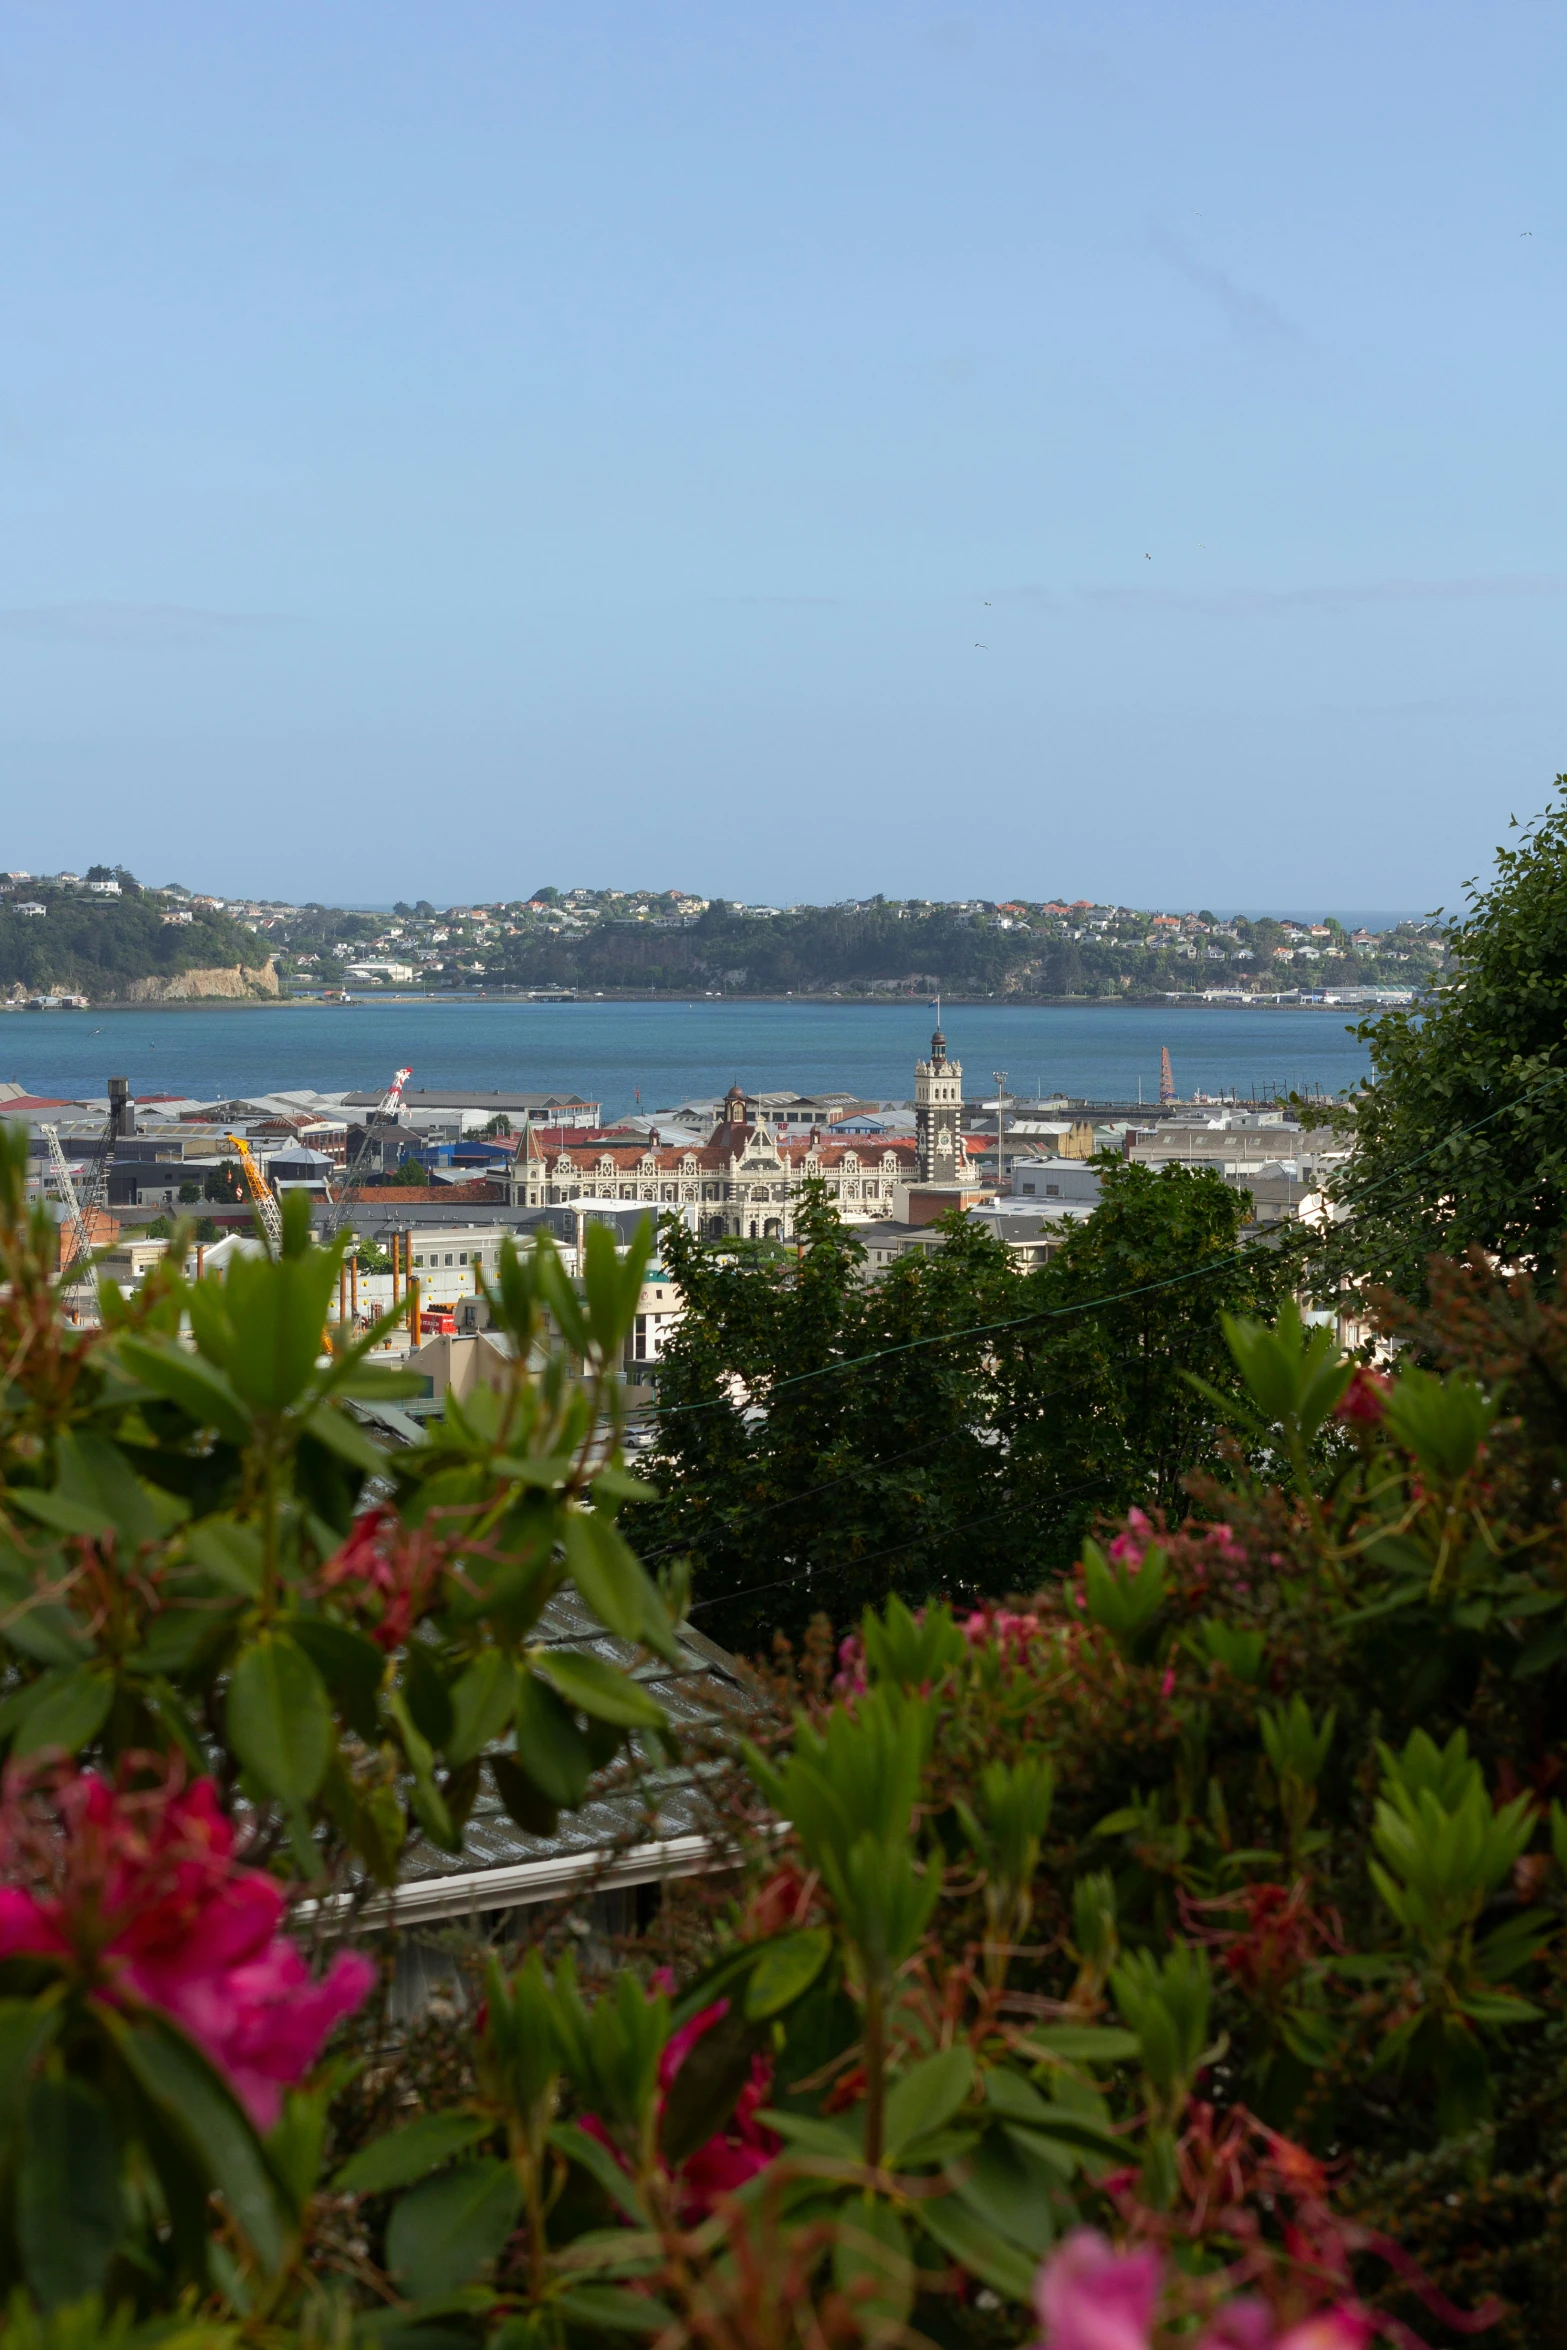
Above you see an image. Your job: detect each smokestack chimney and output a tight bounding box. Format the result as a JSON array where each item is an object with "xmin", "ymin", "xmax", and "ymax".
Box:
[{"xmin": 107, "ymin": 1075, "xmax": 134, "ymax": 1136}]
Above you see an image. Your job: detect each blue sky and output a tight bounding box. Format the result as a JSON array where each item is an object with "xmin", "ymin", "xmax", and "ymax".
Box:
[{"xmin": 0, "ymin": 2, "xmax": 1562, "ymax": 911}]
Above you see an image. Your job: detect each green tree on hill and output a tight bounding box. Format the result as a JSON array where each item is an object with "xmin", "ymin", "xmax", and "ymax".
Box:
[{"xmin": 0, "ymin": 886, "xmax": 267, "ymax": 997}]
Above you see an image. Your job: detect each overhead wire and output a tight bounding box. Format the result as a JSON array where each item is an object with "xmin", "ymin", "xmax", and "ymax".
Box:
[
  {"xmin": 629, "ymin": 1075, "xmax": 1567, "ymax": 1612},
  {"xmin": 622, "ymin": 1072, "xmax": 1564, "ymax": 1436}
]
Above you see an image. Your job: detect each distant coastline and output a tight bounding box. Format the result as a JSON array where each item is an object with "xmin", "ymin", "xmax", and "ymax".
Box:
[{"xmin": 3, "ymin": 988, "xmax": 1407, "ymax": 1016}]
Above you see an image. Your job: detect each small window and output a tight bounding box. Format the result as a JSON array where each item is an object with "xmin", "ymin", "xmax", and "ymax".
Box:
[
  {"xmin": 459, "ymin": 1251, "xmax": 468, "ymax": 1264},
  {"xmin": 414, "ymin": 1253, "xmax": 424, "ymax": 1267},
  {"xmin": 444, "ymin": 1253, "xmax": 453, "ymax": 1266},
  {"xmin": 1046, "ymin": 1183, "xmax": 1059, "ymax": 1197}
]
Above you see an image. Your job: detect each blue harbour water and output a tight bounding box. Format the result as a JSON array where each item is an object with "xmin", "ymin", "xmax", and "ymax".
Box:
[{"xmin": 1, "ymin": 998, "xmax": 1376, "ymax": 1119}]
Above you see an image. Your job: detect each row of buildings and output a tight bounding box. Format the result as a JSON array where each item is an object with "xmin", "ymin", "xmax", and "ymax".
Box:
[{"xmin": 13, "ymin": 1030, "xmax": 1348, "ymax": 1383}]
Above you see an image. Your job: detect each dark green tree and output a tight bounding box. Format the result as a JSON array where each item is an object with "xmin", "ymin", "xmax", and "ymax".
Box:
[
  {"xmin": 635, "ymin": 1164, "xmax": 1290, "ymax": 1654},
  {"xmin": 1329, "ymin": 784, "xmax": 1567, "ymax": 1298},
  {"xmin": 996, "ymin": 1157, "xmax": 1293, "ymax": 1561}
]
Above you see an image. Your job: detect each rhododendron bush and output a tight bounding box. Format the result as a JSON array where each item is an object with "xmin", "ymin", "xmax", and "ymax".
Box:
[{"xmin": 1, "ymin": 1105, "xmax": 1565, "ymax": 2345}]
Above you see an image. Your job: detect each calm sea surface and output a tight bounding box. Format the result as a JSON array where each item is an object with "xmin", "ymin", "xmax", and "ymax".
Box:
[{"xmin": 0, "ymin": 998, "xmax": 1377, "ymax": 1119}]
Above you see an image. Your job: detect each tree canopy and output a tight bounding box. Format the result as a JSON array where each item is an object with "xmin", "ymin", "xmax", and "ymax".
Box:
[
  {"xmin": 1330, "ymin": 782, "xmax": 1567, "ymax": 1296},
  {"xmin": 634, "ymin": 1164, "xmax": 1291, "ymax": 1653}
]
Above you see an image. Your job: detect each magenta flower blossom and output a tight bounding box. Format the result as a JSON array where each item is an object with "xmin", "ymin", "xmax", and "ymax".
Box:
[
  {"xmin": 1033, "ymin": 2234, "xmax": 1376, "ymax": 2350},
  {"xmin": 0, "ymin": 1761, "xmax": 374, "ymax": 2129},
  {"xmin": 580, "ymin": 1993, "xmax": 778, "ymax": 2221},
  {"xmin": 1034, "ymin": 2229, "xmax": 1162, "ymax": 2350}
]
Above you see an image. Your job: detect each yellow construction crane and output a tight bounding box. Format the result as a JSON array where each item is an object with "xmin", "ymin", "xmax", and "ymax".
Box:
[{"xmin": 225, "ymin": 1133, "xmax": 285, "ymax": 1258}]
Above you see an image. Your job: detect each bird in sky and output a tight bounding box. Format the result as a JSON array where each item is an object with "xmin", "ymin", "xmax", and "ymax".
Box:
[
  {"xmin": 1145, "ymin": 551, "xmax": 1152, "ymax": 559},
  {"xmin": 975, "ymin": 642, "xmax": 988, "ymax": 649}
]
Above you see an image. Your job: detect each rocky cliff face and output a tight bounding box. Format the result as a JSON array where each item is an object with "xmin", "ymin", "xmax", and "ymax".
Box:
[{"xmin": 121, "ymin": 958, "xmax": 279, "ymax": 1003}]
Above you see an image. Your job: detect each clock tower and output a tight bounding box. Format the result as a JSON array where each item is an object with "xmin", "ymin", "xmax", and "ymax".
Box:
[{"xmin": 915, "ymin": 1019, "xmax": 963, "ymax": 1183}]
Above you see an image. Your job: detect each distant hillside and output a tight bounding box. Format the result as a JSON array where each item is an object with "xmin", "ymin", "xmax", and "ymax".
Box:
[
  {"xmin": 482, "ymin": 902, "xmax": 1058, "ymax": 996},
  {"xmin": 0, "ymin": 882, "xmax": 272, "ymax": 1001}
]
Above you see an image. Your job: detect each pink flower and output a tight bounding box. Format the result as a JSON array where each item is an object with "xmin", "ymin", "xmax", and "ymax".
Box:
[
  {"xmin": 581, "ymin": 1996, "xmax": 779, "ymax": 2221},
  {"xmin": 0, "ymin": 1761, "xmax": 374, "ymax": 2130},
  {"xmin": 963, "ymin": 1606, "xmax": 1042, "ymax": 1663},
  {"xmin": 1108, "ymin": 1509, "xmax": 1154, "ymax": 1568},
  {"xmin": 1197, "ymin": 2304, "xmax": 1276, "ymax": 2350},
  {"xmin": 832, "ymin": 1632, "xmax": 867, "ymax": 1696},
  {"xmin": 1197, "ymin": 2305, "xmax": 1373, "ymax": 2350},
  {"xmin": 1159, "ymin": 1668, "xmax": 1176, "ymax": 1698},
  {"xmin": 662, "ymin": 2000, "xmax": 778, "ymax": 2214},
  {"xmin": 319, "ymin": 1503, "xmax": 445, "ymax": 1650},
  {"xmin": 1275, "ymin": 2320, "xmax": 1373, "ymax": 2350},
  {"xmin": 1033, "ymin": 2229, "xmax": 1162, "ymax": 2350}
]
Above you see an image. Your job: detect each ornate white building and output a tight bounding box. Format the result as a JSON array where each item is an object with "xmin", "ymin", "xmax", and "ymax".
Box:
[{"xmin": 510, "ymin": 1045, "xmax": 974, "ymax": 1241}]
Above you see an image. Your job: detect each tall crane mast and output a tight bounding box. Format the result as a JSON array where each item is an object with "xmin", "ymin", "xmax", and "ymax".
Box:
[
  {"xmin": 39, "ymin": 1124, "xmax": 97, "ymax": 1301},
  {"xmin": 225, "ymin": 1132, "xmax": 285, "ymax": 1259},
  {"xmin": 320, "ymin": 1065, "xmax": 413, "ymax": 1243}
]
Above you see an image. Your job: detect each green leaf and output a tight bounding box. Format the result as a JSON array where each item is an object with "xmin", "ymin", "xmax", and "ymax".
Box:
[
  {"xmin": 403, "ymin": 1638, "xmax": 455, "ymax": 1750},
  {"xmin": 549, "ymin": 2121, "xmax": 647, "ymax": 2221},
  {"xmin": 55, "ymin": 1430, "xmax": 186, "ymax": 1545},
  {"xmin": 947, "ymin": 2125, "xmax": 1062, "ymax": 2255},
  {"xmin": 535, "ymin": 1646, "xmax": 667, "ymax": 1730},
  {"xmin": 1020, "ymin": 2025, "xmax": 1141, "ymax": 2066},
  {"xmin": 1475, "ymin": 1908, "xmax": 1553, "ymax": 1982},
  {"xmin": 744, "ymin": 1926, "xmax": 833, "ymax": 2020},
  {"xmin": 116, "ymin": 1335, "xmax": 253, "ymax": 1445},
  {"xmin": 288, "ymin": 1617, "xmax": 386, "ymax": 1742},
  {"xmin": 564, "ymin": 1510, "xmax": 677, "ymax": 1661},
  {"xmin": 385, "ymin": 2160, "xmax": 522, "ymax": 2300},
  {"xmin": 18, "ymin": 2075, "xmax": 125, "ymax": 2310},
  {"xmin": 882, "ymin": 2045, "xmax": 974, "ymax": 2164},
  {"xmin": 446, "ymin": 1650, "xmax": 519, "ymax": 1767},
  {"xmin": 760, "ymin": 2109, "xmax": 864, "ymax": 2163},
  {"xmin": 114, "ymin": 2011, "xmax": 290, "ymax": 2276},
  {"xmin": 303, "ymin": 1402, "xmax": 387, "ymax": 1475},
  {"xmin": 0, "ymin": 1999, "xmax": 62, "ymax": 2138},
  {"xmin": 591, "ymin": 1465, "xmax": 661, "ymax": 1504},
  {"xmin": 920, "ymin": 2190, "xmax": 1040, "ymax": 2300},
  {"xmin": 7, "ymin": 1488, "xmax": 114, "ymax": 1538},
  {"xmin": 982, "ymin": 2069, "xmax": 1124, "ymax": 2162},
  {"xmin": 833, "ymin": 2199, "xmax": 912, "ymax": 2339},
  {"xmin": 12, "ymin": 1666, "xmax": 113, "ymax": 1759},
  {"xmin": 334, "ymin": 2111, "xmax": 493, "ymax": 2194},
  {"xmin": 1006, "ymin": 2109, "xmax": 1125, "ymax": 2166},
  {"xmin": 184, "ymin": 1519, "xmax": 264, "ymax": 1597},
  {"xmin": 0, "ymin": 1593, "xmax": 92, "ymax": 1668},
  {"xmin": 498, "ymin": 1455, "xmax": 579, "ymax": 1488},
  {"xmin": 220, "ymin": 1244, "xmax": 341, "ymax": 1413},
  {"xmin": 555, "ymin": 2286, "xmax": 674, "ymax": 2336},
  {"xmin": 1515, "ymin": 1624, "xmax": 1567, "ymax": 1677},
  {"xmin": 514, "ymin": 1672, "xmax": 596, "ymax": 1807},
  {"xmin": 489, "ymin": 1748, "xmax": 560, "ymax": 1837},
  {"xmin": 227, "ymin": 1633, "xmax": 333, "ymax": 1805},
  {"xmin": 659, "ymin": 2002, "xmax": 766, "ymax": 2167},
  {"xmin": 1457, "ymin": 1987, "xmax": 1544, "ymax": 2026},
  {"xmin": 385, "ymin": 1690, "xmax": 459, "ymax": 1851}
]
